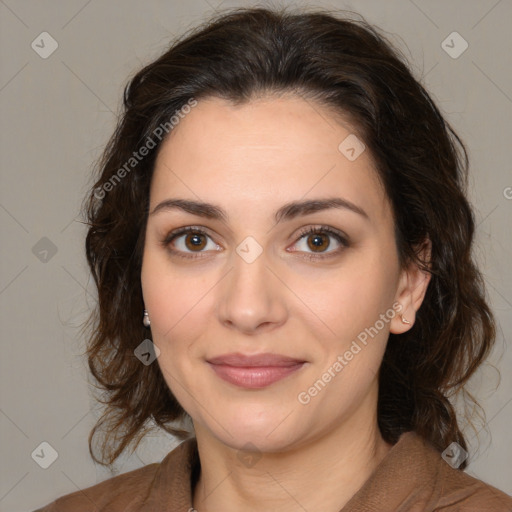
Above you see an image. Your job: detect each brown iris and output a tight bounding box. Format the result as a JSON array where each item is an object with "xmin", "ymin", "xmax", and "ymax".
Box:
[
  {"xmin": 185, "ymin": 232, "xmax": 207, "ymax": 251},
  {"xmin": 307, "ymin": 232, "xmax": 330, "ymax": 252}
]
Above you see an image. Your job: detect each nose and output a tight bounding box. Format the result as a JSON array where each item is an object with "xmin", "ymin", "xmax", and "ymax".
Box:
[{"xmin": 216, "ymin": 248, "xmax": 288, "ymax": 335}]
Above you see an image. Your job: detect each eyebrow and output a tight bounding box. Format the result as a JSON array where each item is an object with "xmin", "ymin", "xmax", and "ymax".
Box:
[{"xmin": 149, "ymin": 197, "xmax": 369, "ymax": 223}]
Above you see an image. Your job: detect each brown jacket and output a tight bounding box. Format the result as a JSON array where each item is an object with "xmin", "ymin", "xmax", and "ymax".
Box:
[{"xmin": 34, "ymin": 431, "xmax": 512, "ymax": 511}]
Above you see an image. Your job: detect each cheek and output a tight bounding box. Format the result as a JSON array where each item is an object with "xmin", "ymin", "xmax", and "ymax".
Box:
[
  {"xmin": 141, "ymin": 261, "xmax": 212, "ymax": 404},
  {"xmin": 141, "ymin": 251, "xmax": 214, "ymax": 359},
  {"xmin": 295, "ymin": 259, "xmax": 394, "ymax": 345}
]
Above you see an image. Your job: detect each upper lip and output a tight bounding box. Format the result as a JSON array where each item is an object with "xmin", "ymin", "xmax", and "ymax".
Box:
[{"xmin": 207, "ymin": 353, "xmax": 306, "ymax": 367}]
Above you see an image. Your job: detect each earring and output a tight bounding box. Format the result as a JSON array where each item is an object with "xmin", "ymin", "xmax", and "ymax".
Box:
[
  {"xmin": 401, "ymin": 314, "xmax": 411, "ymax": 325},
  {"xmin": 143, "ymin": 309, "xmax": 151, "ymax": 328}
]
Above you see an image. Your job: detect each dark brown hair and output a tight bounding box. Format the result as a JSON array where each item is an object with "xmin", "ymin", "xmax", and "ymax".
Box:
[{"xmin": 82, "ymin": 6, "xmax": 495, "ymax": 469}]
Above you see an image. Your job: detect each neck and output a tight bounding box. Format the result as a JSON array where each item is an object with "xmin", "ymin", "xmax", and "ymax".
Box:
[{"xmin": 192, "ymin": 390, "xmax": 391, "ymax": 512}]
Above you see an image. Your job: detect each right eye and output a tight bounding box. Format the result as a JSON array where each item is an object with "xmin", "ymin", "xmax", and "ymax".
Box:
[{"xmin": 162, "ymin": 226, "xmax": 221, "ymax": 259}]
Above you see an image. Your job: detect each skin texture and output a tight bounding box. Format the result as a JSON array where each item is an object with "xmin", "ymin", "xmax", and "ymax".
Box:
[{"xmin": 141, "ymin": 94, "xmax": 431, "ymax": 511}]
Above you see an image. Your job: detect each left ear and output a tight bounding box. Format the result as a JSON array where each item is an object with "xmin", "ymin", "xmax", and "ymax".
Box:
[{"xmin": 390, "ymin": 237, "xmax": 432, "ymax": 334}]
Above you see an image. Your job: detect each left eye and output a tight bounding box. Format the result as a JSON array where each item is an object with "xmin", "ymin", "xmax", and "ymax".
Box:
[{"xmin": 291, "ymin": 227, "xmax": 347, "ymax": 255}]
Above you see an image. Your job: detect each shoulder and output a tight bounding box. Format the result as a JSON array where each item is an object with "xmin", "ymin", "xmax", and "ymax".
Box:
[
  {"xmin": 33, "ymin": 461, "xmax": 161, "ymax": 512},
  {"xmin": 33, "ymin": 438, "xmax": 197, "ymax": 512},
  {"xmin": 434, "ymin": 458, "xmax": 512, "ymax": 511},
  {"xmin": 364, "ymin": 431, "xmax": 512, "ymax": 512},
  {"xmin": 403, "ymin": 432, "xmax": 512, "ymax": 511}
]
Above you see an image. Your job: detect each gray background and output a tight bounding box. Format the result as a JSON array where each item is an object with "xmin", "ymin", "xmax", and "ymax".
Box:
[{"xmin": 1, "ymin": 0, "xmax": 511, "ymax": 510}]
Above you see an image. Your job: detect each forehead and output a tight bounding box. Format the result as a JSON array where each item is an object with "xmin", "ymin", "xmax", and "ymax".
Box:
[{"xmin": 150, "ymin": 95, "xmax": 390, "ymax": 223}]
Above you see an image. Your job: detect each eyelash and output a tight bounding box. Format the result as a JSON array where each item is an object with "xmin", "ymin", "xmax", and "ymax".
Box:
[{"xmin": 161, "ymin": 225, "xmax": 349, "ymax": 261}]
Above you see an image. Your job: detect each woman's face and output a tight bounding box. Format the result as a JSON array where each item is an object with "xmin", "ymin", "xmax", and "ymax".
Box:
[{"xmin": 141, "ymin": 95, "xmax": 423, "ymax": 452}]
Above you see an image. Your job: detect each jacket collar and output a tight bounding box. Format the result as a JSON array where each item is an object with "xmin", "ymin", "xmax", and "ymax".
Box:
[{"xmin": 146, "ymin": 431, "xmax": 443, "ymax": 511}]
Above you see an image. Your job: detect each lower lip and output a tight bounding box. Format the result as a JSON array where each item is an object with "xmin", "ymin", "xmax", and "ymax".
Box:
[{"xmin": 207, "ymin": 363, "xmax": 305, "ymax": 389}]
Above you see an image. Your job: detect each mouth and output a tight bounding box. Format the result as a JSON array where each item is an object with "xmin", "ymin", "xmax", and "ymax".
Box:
[{"xmin": 206, "ymin": 353, "xmax": 307, "ymax": 389}]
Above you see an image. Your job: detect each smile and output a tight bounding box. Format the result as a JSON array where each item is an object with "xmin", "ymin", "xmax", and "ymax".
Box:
[{"xmin": 206, "ymin": 352, "xmax": 307, "ymax": 389}]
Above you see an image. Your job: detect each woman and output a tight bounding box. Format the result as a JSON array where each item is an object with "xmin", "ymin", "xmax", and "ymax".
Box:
[{"xmin": 36, "ymin": 6, "xmax": 512, "ymax": 511}]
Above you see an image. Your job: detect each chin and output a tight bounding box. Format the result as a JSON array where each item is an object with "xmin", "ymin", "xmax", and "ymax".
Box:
[
  {"xmin": 220, "ymin": 429, "xmax": 296, "ymax": 454},
  {"xmin": 201, "ymin": 409, "xmax": 304, "ymax": 453}
]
